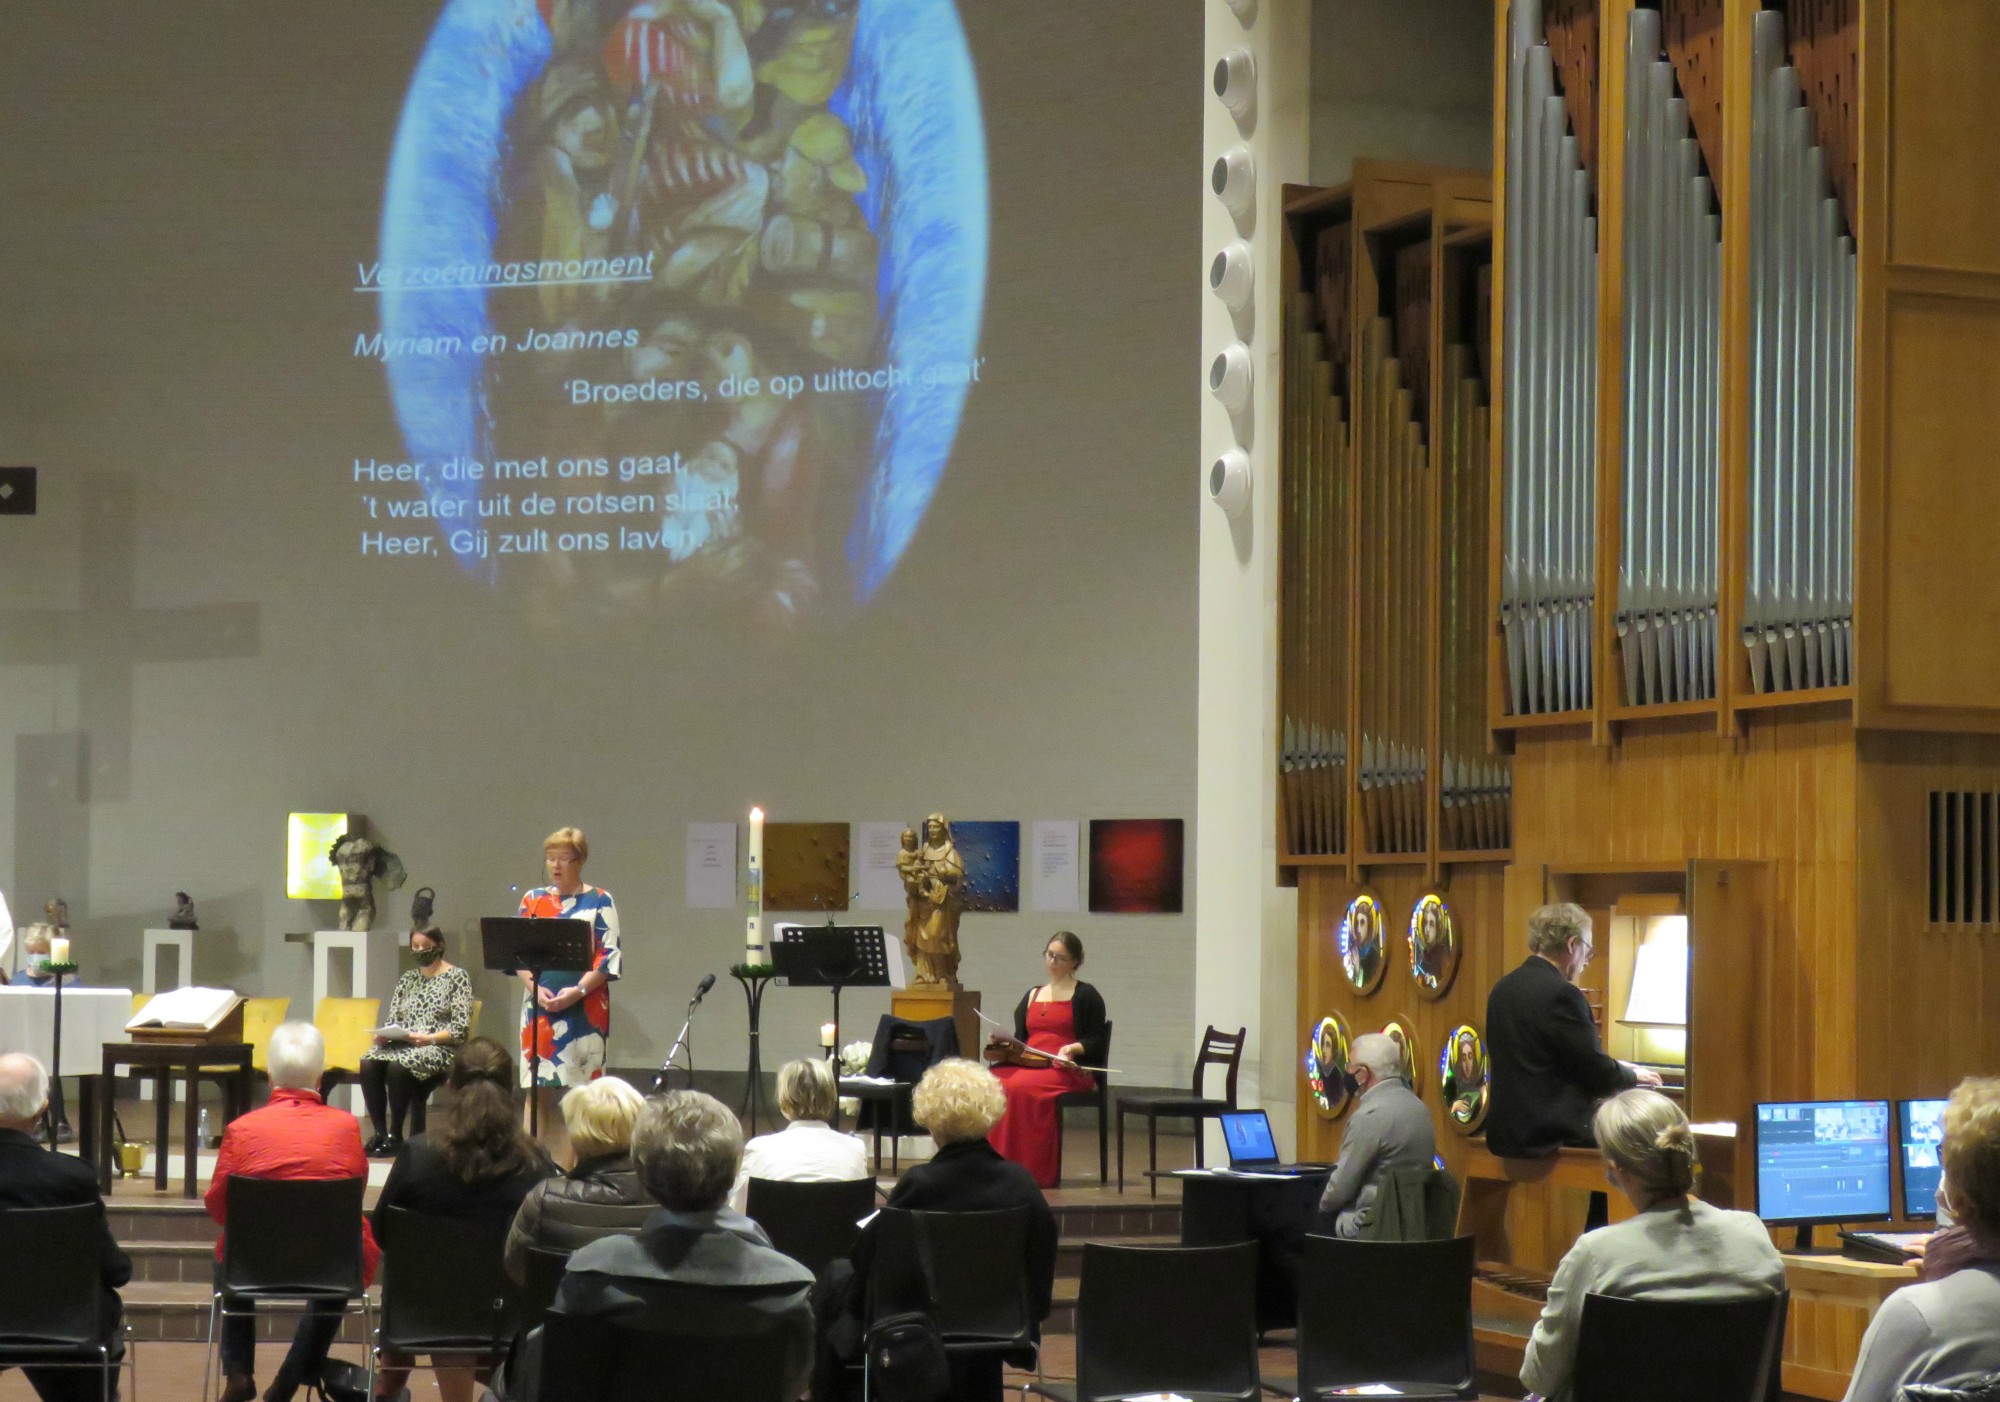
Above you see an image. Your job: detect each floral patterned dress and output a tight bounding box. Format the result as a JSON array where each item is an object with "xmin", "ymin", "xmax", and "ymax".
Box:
[
  {"xmin": 361, "ymin": 965, "xmax": 473, "ymax": 1079},
  {"xmin": 517, "ymin": 884, "xmax": 622, "ymax": 1087}
]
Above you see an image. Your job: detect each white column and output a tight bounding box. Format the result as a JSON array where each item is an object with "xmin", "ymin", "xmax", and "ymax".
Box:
[
  {"xmin": 1197, "ymin": 0, "xmax": 1311, "ymax": 1159},
  {"xmin": 141, "ymin": 929, "xmax": 194, "ymax": 993}
]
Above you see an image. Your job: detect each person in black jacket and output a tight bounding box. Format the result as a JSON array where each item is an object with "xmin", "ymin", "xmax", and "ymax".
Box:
[
  {"xmin": 1485, "ymin": 903, "xmax": 1661, "ymax": 1162},
  {"xmin": 987, "ymin": 931, "xmax": 1108, "ymax": 1188},
  {"xmin": 504, "ymin": 1075, "xmax": 653, "ymax": 1281},
  {"xmin": 370, "ymin": 1039, "xmax": 554, "ymax": 1402},
  {"xmin": 819, "ymin": 1058, "xmax": 1057, "ymax": 1402},
  {"xmin": 0, "ymin": 1052, "xmax": 131, "ymax": 1402}
]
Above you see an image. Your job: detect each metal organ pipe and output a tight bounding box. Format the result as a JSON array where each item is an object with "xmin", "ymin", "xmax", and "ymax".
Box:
[
  {"xmin": 1746, "ymin": 8, "xmax": 1855, "ymax": 692},
  {"xmin": 1502, "ymin": 2, "xmax": 1596, "ymax": 715}
]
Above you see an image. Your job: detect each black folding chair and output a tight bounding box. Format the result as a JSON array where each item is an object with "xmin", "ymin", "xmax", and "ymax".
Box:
[
  {"xmin": 516, "ymin": 1247, "xmax": 573, "ymax": 1337},
  {"xmin": 865, "ymin": 1207, "xmax": 1038, "ymax": 1400},
  {"xmin": 374, "ymin": 1208, "xmax": 515, "ymax": 1383},
  {"xmin": 1030, "ymin": 1240, "xmax": 1259, "ymax": 1402},
  {"xmin": 1289, "ymin": 1234, "xmax": 1477, "ymax": 1401},
  {"xmin": 0, "ymin": 1203, "xmax": 134, "ymax": 1402},
  {"xmin": 531, "ymin": 1308, "xmax": 805, "ymax": 1402},
  {"xmin": 744, "ymin": 1177, "xmax": 878, "ymax": 1278},
  {"xmin": 1054, "ymin": 1020, "xmax": 1113, "ymax": 1184},
  {"xmin": 1570, "ymin": 1290, "xmax": 1789, "ymax": 1402},
  {"xmin": 202, "ymin": 1176, "xmax": 373, "ymax": 1402}
]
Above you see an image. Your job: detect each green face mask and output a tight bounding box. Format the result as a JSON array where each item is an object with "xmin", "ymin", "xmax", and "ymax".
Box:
[{"xmin": 412, "ymin": 946, "xmax": 441, "ymax": 967}]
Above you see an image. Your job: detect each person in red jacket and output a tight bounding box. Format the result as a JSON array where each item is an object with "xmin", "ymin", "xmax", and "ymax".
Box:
[{"xmin": 205, "ymin": 1022, "xmax": 378, "ymax": 1402}]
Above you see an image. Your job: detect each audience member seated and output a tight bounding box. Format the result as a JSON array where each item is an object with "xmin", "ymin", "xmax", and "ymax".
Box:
[
  {"xmin": 523, "ymin": 1091, "xmax": 816, "ymax": 1401},
  {"xmin": 1846, "ymin": 1077, "xmax": 2000, "ymax": 1402},
  {"xmin": 370, "ymin": 1038, "xmax": 555, "ymax": 1402},
  {"xmin": 1520, "ymin": 1089, "xmax": 1784, "ymax": 1402},
  {"xmin": 206, "ymin": 1022, "xmax": 380, "ymax": 1402},
  {"xmin": 358, "ymin": 926, "xmax": 473, "ymax": 1156},
  {"xmin": 1316, "ymin": 1031, "xmax": 1437, "ymax": 1237},
  {"xmin": 0, "ymin": 1052, "xmax": 131, "ymax": 1402},
  {"xmin": 504, "ymin": 1075, "xmax": 653, "ymax": 1281},
  {"xmin": 730, "ymin": 1058, "xmax": 871, "ymax": 1212},
  {"xmin": 818, "ymin": 1058, "xmax": 1058, "ymax": 1402},
  {"xmin": 1917, "ymin": 1166, "xmax": 2000, "ymax": 1284}
]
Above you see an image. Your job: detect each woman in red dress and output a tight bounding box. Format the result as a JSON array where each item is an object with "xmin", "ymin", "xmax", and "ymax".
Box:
[{"xmin": 988, "ymin": 932, "xmax": 1109, "ymax": 1188}]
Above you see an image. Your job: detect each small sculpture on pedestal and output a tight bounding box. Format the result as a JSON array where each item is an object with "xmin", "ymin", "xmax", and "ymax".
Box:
[
  {"xmin": 408, "ymin": 885, "xmax": 436, "ymax": 933},
  {"xmin": 899, "ymin": 813, "xmax": 964, "ymax": 988},
  {"xmin": 169, "ymin": 892, "xmax": 199, "ymax": 930},
  {"xmin": 328, "ymin": 832, "xmax": 408, "ymax": 931}
]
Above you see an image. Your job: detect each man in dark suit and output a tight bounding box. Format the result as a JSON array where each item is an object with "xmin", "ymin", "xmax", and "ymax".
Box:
[
  {"xmin": 535, "ymin": 1090, "xmax": 816, "ymax": 1401},
  {"xmin": 0, "ymin": 1052, "xmax": 130, "ymax": 1402},
  {"xmin": 1485, "ymin": 903, "xmax": 1661, "ymax": 1160}
]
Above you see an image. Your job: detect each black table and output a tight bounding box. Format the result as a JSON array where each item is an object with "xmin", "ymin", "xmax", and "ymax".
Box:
[
  {"xmin": 1177, "ymin": 1167, "xmax": 1331, "ymax": 1333},
  {"xmin": 97, "ymin": 1041, "xmax": 253, "ymax": 1197}
]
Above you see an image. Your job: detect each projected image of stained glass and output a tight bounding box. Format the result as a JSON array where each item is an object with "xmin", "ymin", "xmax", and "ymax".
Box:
[{"xmin": 374, "ymin": 0, "xmax": 988, "ymax": 616}]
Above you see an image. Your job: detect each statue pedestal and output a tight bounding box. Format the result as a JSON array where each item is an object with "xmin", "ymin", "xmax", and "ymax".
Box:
[{"xmin": 892, "ymin": 986, "xmax": 982, "ymax": 1063}]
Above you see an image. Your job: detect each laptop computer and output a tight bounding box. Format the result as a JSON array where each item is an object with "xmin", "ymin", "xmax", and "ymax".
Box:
[{"xmin": 1218, "ymin": 1109, "xmax": 1328, "ymax": 1174}]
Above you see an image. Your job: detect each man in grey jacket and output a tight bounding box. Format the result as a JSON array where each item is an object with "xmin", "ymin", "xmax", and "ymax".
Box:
[{"xmin": 1317, "ymin": 1032, "xmax": 1438, "ymax": 1237}]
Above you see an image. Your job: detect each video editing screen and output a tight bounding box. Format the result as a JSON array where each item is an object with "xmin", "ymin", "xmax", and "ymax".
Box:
[
  {"xmin": 1754, "ymin": 1100, "xmax": 1891, "ymax": 1224},
  {"xmin": 1899, "ymin": 1098, "xmax": 1948, "ymax": 1220}
]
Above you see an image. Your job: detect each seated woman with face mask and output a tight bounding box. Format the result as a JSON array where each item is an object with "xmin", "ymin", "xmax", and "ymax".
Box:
[{"xmin": 359, "ymin": 926, "xmax": 473, "ymax": 1156}]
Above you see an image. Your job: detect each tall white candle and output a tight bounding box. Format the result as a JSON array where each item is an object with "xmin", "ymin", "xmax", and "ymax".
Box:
[
  {"xmin": 49, "ymin": 936, "xmax": 70, "ymax": 965},
  {"xmin": 746, "ymin": 806, "xmax": 766, "ymax": 958}
]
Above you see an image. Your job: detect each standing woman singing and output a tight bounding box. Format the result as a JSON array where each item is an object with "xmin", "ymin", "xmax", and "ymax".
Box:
[
  {"xmin": 517, "ymin": 826, "xmax": 621, "ymax": 1153},
  {"xmin": 987, "ymin": 931, "xmax": 1108, "ymax": 1188}
]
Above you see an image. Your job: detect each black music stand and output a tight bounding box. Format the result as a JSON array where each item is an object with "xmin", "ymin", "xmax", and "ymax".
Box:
[
  {"xmin": 771, "ymin": 925, "xmax": 890, "ymax": 1054},
  {"xmin": 481, "ymin": 915, "xmax": 594, "ymax": 1136}
]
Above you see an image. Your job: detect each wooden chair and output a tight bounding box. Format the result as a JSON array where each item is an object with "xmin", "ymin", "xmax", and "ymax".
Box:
[
  {"xmin": 1056, "ymin": 1020, "xmax": 1114, "ymax": 1183},
  {"xmin": 1115, "ymin": 1025, "xmax": 1245, "ymax": 1196},
  {"xmin": 313, "ymin": 996, "xmax": 382, "ymax": 1103}
]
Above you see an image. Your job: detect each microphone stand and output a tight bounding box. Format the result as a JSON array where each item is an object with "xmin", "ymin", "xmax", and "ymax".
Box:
[{"xmin": 654, "ymin": 984, "xmax": 711, "ymax": 1092}]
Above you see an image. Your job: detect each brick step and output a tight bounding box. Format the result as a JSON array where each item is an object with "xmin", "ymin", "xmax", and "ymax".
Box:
[
  {"xmin": 107, "ymin": 1201, "xmax": 217, "ymax": 1244},
  {"xmin": 121, "ymin": 1282, "xmax": 378, "ymax": 1346},
  {"xmin": 125, "ymin": 1240, "xmax": 218, "ymax": 1283}
]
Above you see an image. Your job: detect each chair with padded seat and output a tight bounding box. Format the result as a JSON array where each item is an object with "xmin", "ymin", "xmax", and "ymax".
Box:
[
  {"xmin": 743, "ymin": 1176, "xmax": 878, "ymax": 1279},
  {"xmin": 202, "ymin": 1175, "xmax": 374, "ymax": 1402},
  {"xmin": 1570, "ymin": 1290, "xmax": 1789, "ymax": 1402},
  {"xmin": 1031, "ymin": 1240, "xmax": 1259, "ymax": 1402},
  {"xmin": 1281, "ymin": 1233, "xmax": 1478, "ymax": 1402},
  {"xmin": 373, "ymin": 1207, "xmax": 516, "ymax": 1390},
  {"xmin": 1054, "ymin": 1020, "xmax": 1114, "ymax": 1184},
  {"xmin": 0, "ymin": 1203, "xmax": 137, "ymax": 1402},
  {"xmin": 1115, "ymin": 1025, "xmax": 1245, "ymax": 1196},
  {"xmin": 311, "ymin": 996, "xmax": 382, "ymax": 1105}
]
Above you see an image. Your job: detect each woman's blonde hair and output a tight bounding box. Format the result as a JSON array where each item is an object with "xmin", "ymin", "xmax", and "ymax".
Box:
[
  {"xmin": 1593, "ymin": 1088, "xmax": 1699, "ymax": 1204},
  {"xmin": 777, "ymin": 1058, "xmax": 838, "ymax": 1123},
  {"xmin": 911, "ymin": 1058, "xmax": 1007, "ymax": 1146},
  {"xmin": 1942, "ymin": 1075, "xmax": 2000, "ymax": 1235},
  {"xmin": 544, "ymin": 826, "xmax": 589, "ymax": 863},
  {"xmin": 561, "ymin": 1075, "xmax": 645, "ymax": 1160}
]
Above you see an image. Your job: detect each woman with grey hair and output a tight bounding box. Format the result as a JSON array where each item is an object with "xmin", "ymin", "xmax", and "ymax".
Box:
[
  {"xmin": 730, "ymin": 1058, "xmax": 870, "ymax": 1211},
  {"xmin": 1519, "ymin": 1089, "xmax": 1784, "ymax": 1401}
]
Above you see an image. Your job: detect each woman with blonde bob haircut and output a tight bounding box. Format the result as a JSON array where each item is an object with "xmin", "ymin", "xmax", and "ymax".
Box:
[
  {"xmin": 514, "ymin": 825, "xmax": 622, "ymax": 1152},
  {"xmin": 730, "ymin": 1058, "xmax": 869, "ymax": 1211},
  {"xmin": 1845, "ymin": 1076, "xmax": 2000, "ymax": 1401},
  {"xmin": 1520, "ymin": 1089, "xmax": 1785, "ymax": 1401},
  {"xmin": 504, "ymin": 1075, "xmax": 653, "ymax": 1280}
]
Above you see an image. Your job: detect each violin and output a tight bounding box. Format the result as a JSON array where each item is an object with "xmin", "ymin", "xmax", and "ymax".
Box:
[{"xmin": 982, "ymin": 1035, "xmax": 1075, "ymax": 1071}]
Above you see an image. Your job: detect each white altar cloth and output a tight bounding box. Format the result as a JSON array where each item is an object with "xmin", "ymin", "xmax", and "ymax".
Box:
[{"xmin": 0, "ymin": 985, "xmax": 136, "ymax": 1070}]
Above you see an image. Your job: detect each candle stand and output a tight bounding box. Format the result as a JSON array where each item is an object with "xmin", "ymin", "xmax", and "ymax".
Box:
[
  {"xmin": 732, "ymin": 964, "xmax": 777, "ymax": 1136},
  {"xmin": 43, "ymin": 962, "xmax": 79, "ymax": 1148}
]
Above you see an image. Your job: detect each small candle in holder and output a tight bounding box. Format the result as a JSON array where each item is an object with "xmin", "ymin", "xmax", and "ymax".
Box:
[
  {"xmin": 49, "ymin": 937, "xmax": 70, "ymax": 965},
  {"xmin": 820, "ymin": 1021, "xmax": 837, "ymax": 1049}
]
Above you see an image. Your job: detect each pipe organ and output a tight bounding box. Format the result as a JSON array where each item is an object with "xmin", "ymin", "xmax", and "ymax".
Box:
[{"xmin": 1502, "ymin": 0, "xmax": 1599, "ymax": 717}]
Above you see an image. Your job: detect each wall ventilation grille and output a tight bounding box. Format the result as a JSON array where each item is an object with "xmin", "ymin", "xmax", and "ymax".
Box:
[{"xmin": 1929, "ymin": 790, "xmax": 2000, "ymax": 926}]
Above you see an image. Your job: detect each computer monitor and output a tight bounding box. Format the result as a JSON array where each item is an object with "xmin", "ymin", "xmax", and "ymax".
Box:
[
  {"xmin": 1898, "ymin": 1098, "xmax": 1949, "ymax": 1222},
  {"xmin": 1218, "ymin": 1109, "xmax": 1281, "ymax": 1170},
  {"xmin": 1753, "ymin": 1099, "xmax": 1892, "ymax": 1250}
]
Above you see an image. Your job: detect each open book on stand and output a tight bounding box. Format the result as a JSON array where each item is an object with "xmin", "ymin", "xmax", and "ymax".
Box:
[{"xmin": 126, "ymin": 986, "xmax": 246, "ymax": 1043}]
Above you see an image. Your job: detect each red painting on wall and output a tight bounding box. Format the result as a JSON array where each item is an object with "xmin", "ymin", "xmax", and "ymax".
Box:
[{"xmin": 1087, "ymin": 818, "xmax": 1185, "ymax": 915}]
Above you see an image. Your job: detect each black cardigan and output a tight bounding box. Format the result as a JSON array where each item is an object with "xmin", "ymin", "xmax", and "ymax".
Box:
[{"xmin": 1010, "ymin": 981, "xmax": 1108, "ymax": 1068}]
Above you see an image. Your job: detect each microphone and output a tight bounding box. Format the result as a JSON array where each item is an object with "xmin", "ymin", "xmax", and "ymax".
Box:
[
  {"xmin": 693, "ymin": 973, "xmax": 717, "ymax": 1003},
  {"xmin": 658, "ymin": 974, "xmax": 717, "ymax": 1091}
]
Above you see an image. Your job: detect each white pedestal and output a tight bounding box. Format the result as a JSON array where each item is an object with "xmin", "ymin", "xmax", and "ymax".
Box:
[
  {"xmin": 140, "ymin": 930, "xmax": 196, "ymax": 1102},
  {"xmin": 311, "ymin": 929, "xmax": 370, "ymax": 1008}
]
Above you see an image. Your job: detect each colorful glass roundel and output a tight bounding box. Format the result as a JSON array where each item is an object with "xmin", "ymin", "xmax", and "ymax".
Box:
[
  {"xmin": 1305, "ymin": 1013, "xmax": 1354, "ymax": 1120},
  {"xmin": 1339, "ymin": 894, "xmax": 1386, "ymax": 994},
  {"xmin": 1439, "ymin": 1022, "xmax": 1490, "ymax": 1134},
  {"xmin": 1407, "ymin": 892, "xmax": 1460, "ymax": 1000}
]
